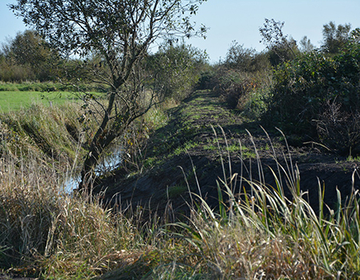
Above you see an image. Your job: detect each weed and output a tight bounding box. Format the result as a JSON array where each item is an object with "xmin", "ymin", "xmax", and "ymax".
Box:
[{"xmin": 170, "ymin": 128, "xmax": 360, "ymax": 279}]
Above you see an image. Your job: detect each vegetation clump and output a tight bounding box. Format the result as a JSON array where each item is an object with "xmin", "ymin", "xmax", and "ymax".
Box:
[{"xmin": 266, "ymin": 42, "xmax": 360, "ymax": 155}]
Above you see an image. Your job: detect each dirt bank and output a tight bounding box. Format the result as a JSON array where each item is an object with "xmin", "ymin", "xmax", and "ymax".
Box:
[{"xmin": 94, "ymin": 90, "xmax": 360, "ymax": 216}]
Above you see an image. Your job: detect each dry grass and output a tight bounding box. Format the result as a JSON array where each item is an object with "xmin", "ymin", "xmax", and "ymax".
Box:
[
  {"xmin": 0, "ymin": 148, "xmax": 152, "ymax": 279},
  {"xmin": 0, "ymin": 149, "xmax": 63, "ymax": 269},
  {"xmin": 1, "ymin": 122, "xmax": 360, "ymax": 279},
  {"xmin": 0, "ymin": 102, "xmax": 88, "ymax": 164},
  {"xmin": 167, "ymin": 127, "xmax": 360, "ymax": 279}
]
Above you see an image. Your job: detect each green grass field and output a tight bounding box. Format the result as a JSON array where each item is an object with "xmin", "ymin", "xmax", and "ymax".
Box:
[
  {"xmin": 0, "ymin": 82, "xmax": 108, "ymax": 112},
  {"xmin": 0, "ymin": 90, "xmax": 102, "ymax": 112}
]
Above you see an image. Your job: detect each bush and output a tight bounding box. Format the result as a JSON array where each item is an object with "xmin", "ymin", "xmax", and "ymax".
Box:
[
  {"xmin": 225, "ymin": 41, "xmax": 271, "ymax": 72},
  {"xmin": 197, "ymin": 42, "xmax": 272, "ymax": 113},
  {"xmin": 214, "ymin": 69, "xmax": 255, "ymax": 109},
  {"xmin": 314, "ymin": 101, "xmax": 360, "ymax": 155},
  {"xmin": 201, "ymin": 65, "xmax": 271, "ymax": 114},
  {"xmin": 239, "ymin": 87, "xmax": 271, "ymax": 121},
  {"xmin": 265, "ymin": 42, "xmax": 360, "ymax": 153},
  {"xmin": 146, "ymin": 43, "xmax": 208, "ymax": 102},
  {"xmin": 196, "ymin": 69, "xmax": 218, "ymax": 90}
]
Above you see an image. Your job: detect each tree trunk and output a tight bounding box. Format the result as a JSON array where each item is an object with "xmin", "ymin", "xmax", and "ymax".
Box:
[
  {"xmin": 79, "ymin": 130, "xmax": 117, "ymax": 191},
  {"xmin": 78, "ymin": 90, "xmax": 118, "ymax": 191}
]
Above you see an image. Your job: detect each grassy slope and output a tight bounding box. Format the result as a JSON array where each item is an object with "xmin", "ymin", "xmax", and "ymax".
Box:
[{"xmin": 97, "ymin": 89, "xmax": 358, "ymax": 216}]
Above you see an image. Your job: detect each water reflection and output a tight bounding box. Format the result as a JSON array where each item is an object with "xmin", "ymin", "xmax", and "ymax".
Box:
[
  {"xmin": 63, "ymin": 147, "xmax": 122, "ymax": 192},
  {"xmin": 64, "ymin": 175, "xmax": 81, "ymax": 193},
  {"xmin": 94, "ymin": 148, "xmax": 122, "ymax": 176}
]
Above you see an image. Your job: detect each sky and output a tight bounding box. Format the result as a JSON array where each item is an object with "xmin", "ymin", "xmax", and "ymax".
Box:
[{"xmin": 1, "ymin": 0, "xmax": 360, "ymax": 63}]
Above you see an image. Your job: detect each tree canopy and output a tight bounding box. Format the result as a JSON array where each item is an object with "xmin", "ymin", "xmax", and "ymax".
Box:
[
  {"xmin": 0, "ymin": 30, "xmax": 59, "ymax": 81},
  {"xmin": 10, "ymin": 0, "xmax": 206, "ymax": 58},
  {"xmin": 321, "ymin": 21, "xmax": 351, "ymax": 54},
  {"xmin": 259, "ymin": 18, "xmax": 298, "ymax": 66},
  {"xmin": 10, "ymin": 0, "xmax": 207, "ymax": 190}
]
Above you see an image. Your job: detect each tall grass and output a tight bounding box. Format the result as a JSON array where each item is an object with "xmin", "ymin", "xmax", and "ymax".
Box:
[
  {"xmin": 0, "ymin": 147, "xmax": 157, "ymax": 279},
  {"xmin": 1, "ymin": 122, "xmax": 360, "ymax": 279},
  {"xmin": 0, "ymin": 102, "xmax": 89, "ymax": 164},
  {"xmin": 170, "ymin": 127, "xmax": 360, "ymax": 279},
  {"xmin": 0, "ymin": 151, "xmax": 59, "ymax": 267}
]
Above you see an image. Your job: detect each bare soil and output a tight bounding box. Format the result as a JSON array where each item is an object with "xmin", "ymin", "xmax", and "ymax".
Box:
[{"xmin": 95, "ymin": 90, "xmax": 360, "ymax": 217}]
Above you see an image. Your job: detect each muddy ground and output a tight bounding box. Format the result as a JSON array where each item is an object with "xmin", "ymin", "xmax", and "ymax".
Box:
[{"xmin": 94, "ymin": 90, "xmax": 360, "ymax": 217}]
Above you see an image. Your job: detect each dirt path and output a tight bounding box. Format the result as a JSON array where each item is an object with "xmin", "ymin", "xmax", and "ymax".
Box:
[{"xmin": 96, "ymin": 90, "xmax": 360, "ymax": 215}]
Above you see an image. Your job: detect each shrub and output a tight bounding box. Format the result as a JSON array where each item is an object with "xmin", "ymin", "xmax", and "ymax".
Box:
[
  {"xmin": 204, "ymin": 65, "xmax": 271, "ymax": 115},
  {"xmin": 239, "ymin": 87, "xmax": 271, "ymax": 121},
  {"xmin": 225, "ymin": 41, "xmax": 272, "ymax": 72},
  {"xmin": 146, "ymin": 43, "xmax": 208, "ymax": 103},
  {"xmin": 265, "ymin": 42, "xmax": 360, "ymax": 153},
  {"xmin": 314, "ymin": 101, "xmax": 360, "ymax": 155},
  {"xmin": 196, "ymin": 69, "xmax": 218, "ymax": 90}
]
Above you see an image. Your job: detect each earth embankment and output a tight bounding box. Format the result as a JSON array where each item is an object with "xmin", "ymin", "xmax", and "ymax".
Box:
[{"xmin": 95, "ymin": 90, "xmax": 360, "ymax": 215}]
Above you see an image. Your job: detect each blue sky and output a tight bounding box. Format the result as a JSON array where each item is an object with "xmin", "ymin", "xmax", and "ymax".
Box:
[{"xmin": 1, "ymin": 0, "xmax": 360, "ymax": 63}]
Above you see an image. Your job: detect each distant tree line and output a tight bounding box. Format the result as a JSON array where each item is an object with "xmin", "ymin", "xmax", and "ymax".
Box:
[
  {"xmin": 0, "ymin": 30, "xmax": 207, "ymax": 96},
  {"xmin": 0, "ymin": 30, "xmax": 59, "ymax": 81}
]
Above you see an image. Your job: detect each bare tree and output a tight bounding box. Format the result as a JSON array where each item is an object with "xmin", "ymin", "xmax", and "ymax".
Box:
[
  {"xmin": 259, "ymin": 18, "xmax": 297, "ymax": 65},
  {"xmin": 10, "ymin": 0, "xmax": 207, "ymax": 191}
]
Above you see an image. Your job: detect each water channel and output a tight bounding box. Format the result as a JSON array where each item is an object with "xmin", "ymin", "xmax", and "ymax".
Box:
[{"xmin": 63, "ymin": 147, "xmax": 123, "ymax": 193}]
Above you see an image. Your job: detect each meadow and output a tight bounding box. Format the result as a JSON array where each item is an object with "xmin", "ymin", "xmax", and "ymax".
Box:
[
  {"xmin": 0, "ymin": 90, "xmax": 82, "ymax": 112},
  {"xmin": 0, "ymin": 82, "xmax": 107, "ymax": 112}
]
